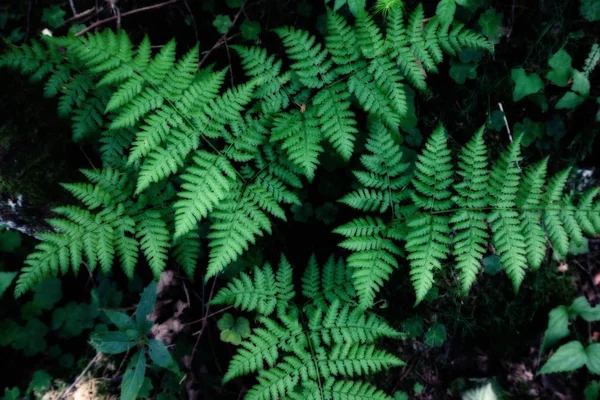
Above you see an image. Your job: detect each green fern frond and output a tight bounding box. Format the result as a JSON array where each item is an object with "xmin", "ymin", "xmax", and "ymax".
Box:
[
  {"xmin": 542, "ymin": 168, "xmax": 572, "ymax": 258},
  {"xmin": 214, "ymin": 255, "xmax": 402, "ymax": 398},
  {"xmin": 451, "ymin": 127, "xmax": 489, "ymax": 293},
  {"xmin": 271, "ymin": 108, "xmax": 323, "ymax": 181},
  {"xmin": 325, "ymin": 9, "xmax": 361, "ymax": 73},
  {"xmin": 210, "ymin": 255, "xmax": 294, "ymax": 316},
  {"xmin": 173, "ymin": 151, "xmax": 238, "ymax": 238},
  {"xmin": 274, "ymin": 26, "xmax": 334, "ymax": 88},
  {"xmin": 406, "ymin": 125, "xmax": 453, "ymax": 303},
  {"xmin": 516, "ymin": 159, "xmax": 548, "ymax": 271},
  {"xmin": 488, "ymin": 136, "xmax": 527, "ymax": 292},
  {"xmin": 135, "ymin": 210, "xmax": 169, "ymax": 278},
  {"xmin": 312, "ymin": 83, "xmax": 358, "ymax": 161},
  {"xmin": 173, "ymin": 228, "xmax": 201, "ymax": 278},
  {"xmin": 386, "ymin": 6, "xmax": 427, "ymax": 92}
]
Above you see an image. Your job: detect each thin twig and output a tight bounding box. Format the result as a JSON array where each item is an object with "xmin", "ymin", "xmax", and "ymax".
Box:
[
  {"xmin": 497, "ymin": 102, "xmax": 513, "ymax": 142},
  {"xmin": 185, "ymin": 305, "xmax": 233, "ymax": 326},
  {"xmin": 65, "ymin": 7, "xmax": 99, "ymax": 23},
  {"xmin": 75, "ymin": 0, "xmax": 179, "ymax": 36},
  {"xmin": 60, "ymin": 353, "xmax": 101, "ymax": 399},
  {"xmin": 190, "ymin": 278, "xmax": 218, "ymax": 361},
  {"xmin": 198, "ymin": 0, "xmax": 248, "ymax": 68},
  {"xmin": 68, "ymin": 0, "xmax": 78, "ymax": 15}
]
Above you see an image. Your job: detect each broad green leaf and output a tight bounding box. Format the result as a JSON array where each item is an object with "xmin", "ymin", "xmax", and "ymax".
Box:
[
  {"xmin": 486, "ymin": 110, "xmax": 505, "ymax": 132},
  {"xmin": 414, "ymin": 382, "xmax": 424, "ymax": 394},
  {"xmin": 542, "ymin": 306, "xmax": 570, "ymax": 351},
  {"xmin": 514, "ymin": 118, "xmax": 545, "ymax": 147},
  {"xmin": 91, "ymin": 331, "xmax": 138, "ymax": 354},
  {"xmin": 587, "ymin": 344, "xmax": 600, "ymax": 374},
  {"xmin": 462, "ymin": 383, "xmax": 497, "ymax": 400},
  {"xmin": 104, "ymin": 310, "xmax": 136, "ymax": 331},
  {"xmin": 425, "ymin": 323, "xmax": 446, "ymax": 347},
  {"xmin": 12, "ymin": 318, "xmax": 48, "ymax": 356},
  {"xmin": 121, "ymin": 349, "xmax": 147, "ymax": 400},
  {"xmin": 240, "ymin": 20, "xmax": 261, "ymax": 41},
  {"xmin": 478, "ymin": 8, "xmax": 503, "ymax": 44},
  {"xmin": 234, "ymin": 317, "xmax": 251, "ymax": 337},
  {"xmin": 0, "ymin": 318, "xmax": 21, "ymax": 346},
  {"xmin": 41, "ymin": 5, "xmax": 65, "ymax": 28},
  {"xmin": 148, "ymin": 339, "xmax": 175, "ymax": 369},
  {"xmin": 138, "ymin": 377, "xmax": 153, "ymax": 398},
  {"xmin": 0, "ymin": 271, "xmax": 16, "ymax": 298},
  {"xmin": 33, "ymin": 278, "xmax": 62, "ymax": 310},
  {"xmin": 28, "ymin": 370, "xmax": 52, "ymax": 393},
  {"xmin": 20, "ymin": 301, "xmax": 43, "ymax": 320},
  {"xmin": 483, "ymin": 255, "xmax": 502, "ymax": 275},
  {"xmin": 221, "ymin": 329, "xmax": 243, "ymax": 345},
  {"xmin": 546, "ymin": 49, "xmax": 573, "ymax": 87},
  {"xmin": 136, "ymin": 282, "xmax": 157, "ymax": 332},
  {"xmin": 213, "ymin": 15, "xmax": 232, "ymax": 34},
  {"xmin": 580, "ymin": 0, "xmax": 600, "ymax": 22},
  {"xmin": 52, "ymin": 302, "xmax": 99, "ymax": 338},
  {"xmin": 572, "ymin": 70, "xmax": 591, "ymax": 96},
  {"xmin": 394, "ymin": 391, "xmax": 409, "ymax": 400},
  {"xmin": 511, "ymin": 68, "xmax": 544, "ymax": 101},
  {"xmin": 556, "ymin": 92, "xmax": 585, "ymax": 109},
  {"xmin": 585, "ymin": 381, "xmax": 600, "ymax": 400},
  {"xmin": 347, "ymin": 0, "xmax": 367, "ymax": 15},
  {"xmin": 539, "ymin": 340, "xmax": 586, "ymax": 374},
  {"xmin": 436, "ymin": 0, "xmax": 457, "ymax": 27},
  {"xmin": 449, "ymin": 59, "xmax": 477, "ymax": 84},
  {"xmin": 456, "ymin": 0, "xmax": 485, "ymax": 11},
  {"xmin": 569, "ymin": 297, "xmax": 600, "ymax": 322},
  {"xmin": 403, "ymin": 316, "xmax": 424, "ymax": 338},
  {"xmin": 0, "ymin": 387, "xmax": 20, "ymax": 400},
  {"xmin": 217, "ymin": 313, "xmax": 235, "ymax": 331}
]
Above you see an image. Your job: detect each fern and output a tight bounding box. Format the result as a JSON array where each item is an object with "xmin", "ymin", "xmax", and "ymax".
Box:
[
  {"xmin": 213, "ymin": 255, "xmax": 403, "ymax": 399},
  {"xmin": 405, "ymin": 125, "xmax": 454, "ymax": 303},
  {"xmin": 334, "ymin": 121, "xmax": 409, "ymax": 308},
  {"xmin": 337, "ymin": 126, "xmax": 600, "ymax": 305},
  {"xmin": 450, "ymin": 127, "xmax": 489, "ymax": 293}
]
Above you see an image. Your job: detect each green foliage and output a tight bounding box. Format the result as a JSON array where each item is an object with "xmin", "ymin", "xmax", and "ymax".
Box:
[
  {"xmin": 478, "ymin": 8, "xmax": 503, "ymax": 44},
  {"xmin": 217, "ymin": 313, "xmax": 251, "ymax": 345},
  {"xmin": 1, "ymin": 6, "xmax": 493, "ymax": 297},
  {"xmin": 580, "ymin": 0, "xmax": 600, "ymax": 21},
  {"xmin": 511, "ymin": 68, "xmax": 544, "ymax": 101},
  {"xmin": 213, "ymin": 254, "xmax": 403, "ymax": 399},
  {"xmin": 540, "ymin": 296, "xmax": 600, "ymax": 375},
  {"xmin": 337, "ymin": 126, "xmax": 600, "ymax": 306},
  {"xmin": 90, "ymin": 282, "xmax": 179, "ymax": 399},
  {"xmin": 424, "ymin": 322, "xmax": 447, "ymax": 347}
]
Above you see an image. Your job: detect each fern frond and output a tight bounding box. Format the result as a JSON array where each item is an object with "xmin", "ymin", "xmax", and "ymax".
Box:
[
  {"xmin": 488, "ymin": 136, "xmax": 527, "ymax": 291},
  {"xmin": 406, "ymin": 125, "xmax": 453, "ymax": 303},
  {"xmin": 173, "ymin": 228, "xmax": 201, "ymax": 278},
  {"xmin": 450, "ymin": 127, "xmax": 489, "ymax": 293},
  {"xmin": 274, "ymin": 26, "xmax": 334, "ymax": 88},
  {"xmin": 542, "ymin": 168, "xmax": 572, "ymax": 258},
  {"xmin": 217, "ymin": 255, "xmax": 402, "ymax": 398},
  {"xmin": 386, "ymin": 6, "xmax": 427, "ymax": 92},
  {"xmin": 516, "ymin": 159, "xmax": 548, "ymax": 270},
  {"xmin": 135, "ymin": 210, "xmax": 169, "ymax": 278},
  {"xmin": 325, "ymin": 9, "xmax": 361, "ymax": 73},
  {"xmin": 174, "ymin": 151, "xmax": 238, "ymax": 238},
  {"xmin": 271, "ymin": 108, "xmax": 323, "ymax": 181}
]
